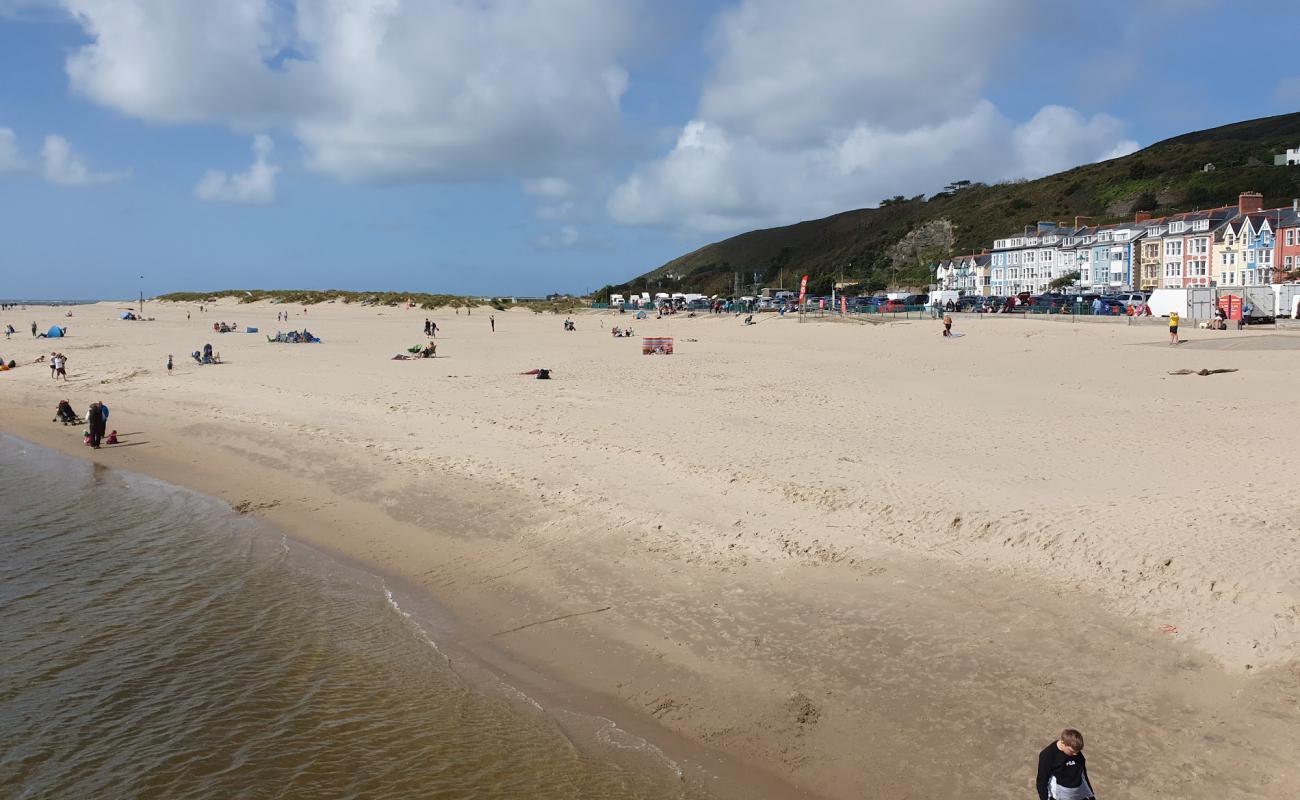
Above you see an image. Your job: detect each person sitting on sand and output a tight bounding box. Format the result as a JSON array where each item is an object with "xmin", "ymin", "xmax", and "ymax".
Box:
[
  {"xmin": 105, "ymin": 430, "xmax": 119, "ymax": 445},
  {"xmin": 421, "ymin": 341, "xmax": 437, "ymax": 358}
]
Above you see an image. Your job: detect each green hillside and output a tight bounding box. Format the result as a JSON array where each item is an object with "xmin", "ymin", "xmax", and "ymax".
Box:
[{"xmin": 605, "ymin": 112, "xmax": 1300, "ymax": 298}]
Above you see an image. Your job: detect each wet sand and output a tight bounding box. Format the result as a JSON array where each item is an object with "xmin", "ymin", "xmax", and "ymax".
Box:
[{"xmin": 2, "ymin": 299, "xmax": 1298, "ymax": 798}]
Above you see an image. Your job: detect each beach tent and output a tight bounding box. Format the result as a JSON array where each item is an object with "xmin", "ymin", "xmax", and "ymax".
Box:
[{"xmin": 46, "ymin": 326, "xmax": 64, "ymax": 338}]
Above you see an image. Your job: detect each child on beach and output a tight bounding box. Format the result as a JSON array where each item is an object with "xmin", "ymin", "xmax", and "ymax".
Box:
[
  {"xmin": 1168, "ymin": 311, "xmax": 1180, "ymax": 345},
  {"xmin": 942, "ymin": 313, "xmax": 953, "ymax": 337},
  {"xmin": 167, "ymin": 354, "xmax": 173, "ymax": 374}
]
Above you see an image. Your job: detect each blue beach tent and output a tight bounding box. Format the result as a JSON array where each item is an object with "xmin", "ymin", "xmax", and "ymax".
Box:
[{"xmin": 46, "ymin": 326, "xmax": 64, "ymax": 338}]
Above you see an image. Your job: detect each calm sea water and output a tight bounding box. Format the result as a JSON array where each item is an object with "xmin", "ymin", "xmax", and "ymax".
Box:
[{"xmin": 0, "ymin": 435, "xmax": 709, "ymax": 799}]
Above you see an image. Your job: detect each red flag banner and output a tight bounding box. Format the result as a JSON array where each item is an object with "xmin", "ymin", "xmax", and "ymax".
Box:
[{"xmin": 799, "ymin": 275, "xmax": 809, "ymax": 307}]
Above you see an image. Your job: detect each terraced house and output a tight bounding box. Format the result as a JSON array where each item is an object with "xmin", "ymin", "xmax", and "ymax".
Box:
[
  {"xmin": 1136, "ymin": 213, "xmax": 1164, "ymax": 290},
  {"xmin": 1274, "ymin": 205, "xmax": 1300, "ymax": 281},
  {"xmin": 990, "ymin": 222, "xmax": 1074, "ymax": 295},
  {"xmin": 1214, "ymin": 214, "xmax": 1251, "ymax": 287},
  {"xmin": 951, "ymin": 193, "xmax": 1299, "ymax": 295}
]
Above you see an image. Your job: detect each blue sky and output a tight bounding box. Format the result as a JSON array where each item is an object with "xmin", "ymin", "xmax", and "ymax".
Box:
[{"xmin": 0, "ymin": 0, "xmax": 1296, "ymax": 300}]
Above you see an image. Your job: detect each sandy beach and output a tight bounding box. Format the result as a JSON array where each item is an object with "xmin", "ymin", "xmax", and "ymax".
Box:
[{"xmin": 2, "ymin": 299, "xmax": 1298, "ymax": 798}]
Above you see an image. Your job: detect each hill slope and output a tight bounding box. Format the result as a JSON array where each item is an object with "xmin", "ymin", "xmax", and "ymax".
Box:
[{"xmin": 607, "ymin": 112, "xmax": 1300, "ymax": 297}]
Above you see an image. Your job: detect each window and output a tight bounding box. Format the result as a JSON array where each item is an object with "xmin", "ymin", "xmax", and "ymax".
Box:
[
  {"xmin": 1287, "ymin": 230, "xmax": 1296, "ymax": 247},
  {"xmin": 1190, "ymin": 238, "xmax": 1208, "ymax": 255},
  {"xmin": 1226, "ymin": 233, "xmax": 1235, "ymax": 246},
  {"xmin": 1165, "ymin": 240, "xmax": 1182, "ymax": 257},
  {"xmin": 1287, "ymin": 256, "xmax": 1295, "ymax": 269},
  {"xmin": 1144, "ymin": 243, "xmax": 1159, "ymax": 258},
  {"xmin": 1170, "ymin": 221, "xmax": 1188, "ymax": 233},
  {"xmin": 1194, "ymin": 219, "xmax": 1209, "ymax": 231}
]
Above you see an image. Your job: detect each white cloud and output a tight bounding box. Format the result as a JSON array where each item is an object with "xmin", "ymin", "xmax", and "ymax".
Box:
[
  {"xmin": 195, "ymin": 134, "xmax": 280, "ymax": 205},
  {"xmin": 0, "ymin": 127, "xmax": 24, "ymax": 173},
  {"xmin": 534, "ymin": 224, "xmax": 581, "ymax": 249},
  {"xmin": 699, "ymin": 0, "xmax": 1035, "ymax": 143},
  {"xmin": 59, "ymin": 0, "xmax": 638, "ymax": 183},
  {"xmin": 41, "ymin": 133, "xmax": 127, "ymax": 186},
  {"xmin": 611, "ymin": 102, "xmax": 1137, "ymax": 234},
  {"xmin": 523, "ymin": 177, "xmax": 574, "ymax": 198},
  {"xmin": 609, "ymin": 0, "xmax": 1139, "ymax": 234}
]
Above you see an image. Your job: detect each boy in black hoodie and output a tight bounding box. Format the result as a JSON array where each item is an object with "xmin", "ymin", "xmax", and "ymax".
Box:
[{"xmin": 1036, "ymin": 728, "xmax": 1094, "ymax": 800}]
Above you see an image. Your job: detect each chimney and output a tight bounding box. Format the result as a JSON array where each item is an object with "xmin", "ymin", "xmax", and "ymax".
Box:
[
  {"xmin": 1293, "ymin": 198, "xmax": 1298, "ymax": 211},
  {"xmin": 1134, "ymin": 211, "xmax": 1152, "ymax": 224},
  {"xmin": 1239, "ymin": 192, "xmax": 1264, "ymax": 215}
]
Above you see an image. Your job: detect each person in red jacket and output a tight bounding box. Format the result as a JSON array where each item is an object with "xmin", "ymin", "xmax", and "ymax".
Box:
[{"xmin": 1036, "ymin": 728, "xmax": 1094, "ymax": 800}]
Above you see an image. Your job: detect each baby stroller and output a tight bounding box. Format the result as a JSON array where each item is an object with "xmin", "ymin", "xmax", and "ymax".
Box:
[{"xmin": 54, "ymin": 399, "xmax": 84, "ymax": 425}]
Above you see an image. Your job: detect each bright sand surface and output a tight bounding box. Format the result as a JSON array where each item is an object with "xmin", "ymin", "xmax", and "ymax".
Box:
[{"xmin": 2, "ymin": 300, "xmax": 1298, "ymax": 799}]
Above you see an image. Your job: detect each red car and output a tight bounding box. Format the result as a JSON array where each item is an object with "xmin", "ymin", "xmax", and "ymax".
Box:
[{"xmin": 882, "ymin": 299, "xmax": 908, "ymax": 312}]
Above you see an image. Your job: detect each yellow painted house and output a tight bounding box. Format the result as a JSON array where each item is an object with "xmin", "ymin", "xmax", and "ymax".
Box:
[{"xmin": 1214, "ymin": 217, "xmax": 1249, "ymax": 286}]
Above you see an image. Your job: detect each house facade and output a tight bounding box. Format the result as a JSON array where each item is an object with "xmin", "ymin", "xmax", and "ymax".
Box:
[
  {"xmin": 1137, "ymin": 220, "xmax": 1164, "ymax": 290},
  {"xmin": 1241, "ymin": 215, "xmax": 1276, "ymax": 286},
  {"xmin": 1214, "ymin": 216, "xmax": 1249, "ymax": 287},
  {"xmin": 1276, "ymin": 208, "xmax": 1300, "ymax": 281}
]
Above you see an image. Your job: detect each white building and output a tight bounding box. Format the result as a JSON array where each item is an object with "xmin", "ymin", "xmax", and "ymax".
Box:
[
  {"xmin": 990, "ymin": 222, "xmax": 1076, "ymax": 295},
  {"xmin": 1275, "ymin": 147, "xmax": 1300, "ymax": 166}
]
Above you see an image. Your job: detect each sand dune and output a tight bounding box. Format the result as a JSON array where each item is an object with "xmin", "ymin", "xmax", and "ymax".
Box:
[{"xmin": 2, "ymin": 299, "xmax": 1297, "ymax": 799}]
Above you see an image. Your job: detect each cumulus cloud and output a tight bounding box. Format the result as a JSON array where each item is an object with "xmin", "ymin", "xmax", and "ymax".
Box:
[
  {"xmin": 534, "ymin": 224, "xmax": 581, "ymax": 249},
  {"xmin": 0, "ymin": 127, "xmax": 23, "ymax": 173},
  {"xmin": 609, "ymin": 0, "xmax": 1140, "ymax": 234},
  {"xmin": 523, "ymin": 177, "xmax": 575, "ymax": 198},
  {"xmin": 195, "ymin": 134, "xmax": 279, "ymax": 205},
  {"xmin": 59, "ymin": 0, "xmax": 638, "ymax": 183},
  {"xmin": 41, "ymin": 134, "xmax": 127, "ymax": 186},
  {"xmin": 699, "ymin": 0, "xmax": 1035, "ymax": 142},
  {"xmin": 195, "ymin": 134, "xmax": 280, "ymax": 205},
  {"xmin": 611, "ymin": 102, "xmax": 1137, "ymax": 234}
]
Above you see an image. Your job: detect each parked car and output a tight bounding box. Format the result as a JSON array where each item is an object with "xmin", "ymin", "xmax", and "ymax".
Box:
[
  {"xmin": 881, "ymin": 298, "xmax": 908, "ymax": 312},
  {"xmin": 1094, "ymin": 298, "xmax": 1127, "ymax": 315},
  {"xmin": 903, "ymin": 293, "xmax": 929, "ymax": 307},
  {"xmin": 1106, "ymin": 292, "xmax": 1148, "ymax": 311}
]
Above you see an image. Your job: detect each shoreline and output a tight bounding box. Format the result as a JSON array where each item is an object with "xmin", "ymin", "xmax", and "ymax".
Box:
[
  {"xmin": 0, "ymin": 422, "xmax": 809, "ymax": 800},
  {"xmin": 3, "ymin": 299, "xmax": 1299, "ymax": 798}
]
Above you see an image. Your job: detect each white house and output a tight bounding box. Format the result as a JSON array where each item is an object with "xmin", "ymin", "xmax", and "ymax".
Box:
[{"xmin": 1275, "ymin": 147, "xmax": 1300, "ymax": 166}]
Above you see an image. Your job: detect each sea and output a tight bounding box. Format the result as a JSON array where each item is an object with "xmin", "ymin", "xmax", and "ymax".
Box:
[{"xmin": 0, "ymin": 434, "xmax": 712, "ymax": 799}]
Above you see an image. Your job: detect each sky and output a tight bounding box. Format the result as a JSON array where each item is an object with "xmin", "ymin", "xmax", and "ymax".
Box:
[{"xmin": 1, "ymin": 0, "xmax": 1297, "ymax": 299}]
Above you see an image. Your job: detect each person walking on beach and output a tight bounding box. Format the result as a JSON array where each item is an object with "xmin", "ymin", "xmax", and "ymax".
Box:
[
  {"xmin": 942, "ymin": 313, "xmax": 953, "ymax": 337},
  {"xmin": 54, "ymin": 353, "xmax": 67, "ymax": 381},
  {"xmin": 430, "ymin": 321, "xmax": 438, "ymax": 338},
  {"xmin": 490, "ymin": 315, "xmax": 495, "ymax": 332},
  {"xmin": 87, "ymin": 401, "xmax": 106, "ymax": 449},
  {"xmin": 424, "ymin": 318, "xmax": 431, "ymax": 336},
  {"xmin": 167, "ymin": 354, "xmax": 173, "ymax": 375},
  {"xmin": 1036, "ymin": 729, "xmax": 1094, "ymax": 800},
  {"xmin": 31, "ymin": 321, "xmax": 37, "ymax": 337},
  {"xmin": 1168, "ymin": 311, "xmax": 1180, "ymax": 345}
]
